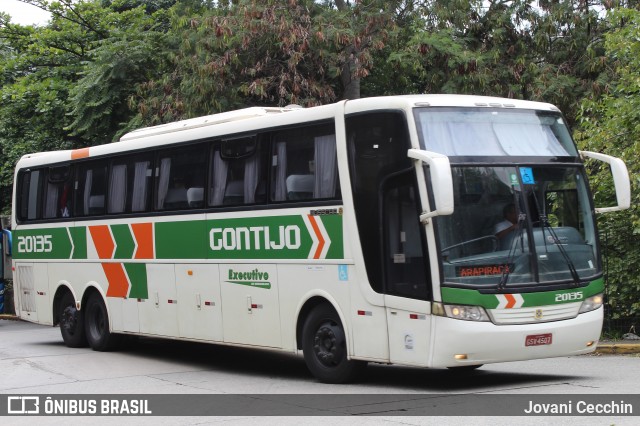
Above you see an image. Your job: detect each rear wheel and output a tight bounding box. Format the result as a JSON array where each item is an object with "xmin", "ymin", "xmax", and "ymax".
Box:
[
  {"xmin": 302, "ymin": 304, "xmax": 366, "ymax": 383},
  {"xmin": 59, "ymin": 291, "xmax": 87, "ymax": 348},
  {"xmin": 84, "ymin": 292, "xmax": 122, "ymax": 351}
]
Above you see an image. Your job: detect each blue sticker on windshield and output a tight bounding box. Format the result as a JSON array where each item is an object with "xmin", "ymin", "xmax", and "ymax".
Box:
[{"xmin": 520, "ymin": 167, "xmax": 535, "ymax": 184}]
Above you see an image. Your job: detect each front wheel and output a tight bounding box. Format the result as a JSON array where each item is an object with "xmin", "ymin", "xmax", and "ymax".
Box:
[
  {"xmin": 84, "ymin": 292, "xmax": 122, "ymax": 351},
  {"xmin": 302, "ymin": 304, "xmax": 366, "ymax": 383},
  {"xmin": 59, "ymin": 291, "xmax": 87, "ymax": 348}
]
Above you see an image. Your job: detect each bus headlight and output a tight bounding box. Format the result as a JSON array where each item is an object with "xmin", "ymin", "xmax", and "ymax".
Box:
[
  {"xmin": 579, "ymin": 293, "xmax": 603, "ymax": 314},
  {"xmin": 433, "ymin": 303, "xmax": 490, "ymax": 322}
]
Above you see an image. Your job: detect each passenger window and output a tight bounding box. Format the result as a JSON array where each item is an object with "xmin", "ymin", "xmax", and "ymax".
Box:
[
  {"xmin": 156, "ymin": 144, "xmax": 207, "ymax": 210},
  {"xmin": 76, "ymin": 162, "xmax": 108, "ymax": 216},
  {"xmin": 209, "ymin": 136, "xmax": 266, "ymax": 207},
  {"xmin": 43, "ymin": 166, "xmax": 73, "ymax": 219},
  {"xmin": 270, "ymin": 123, "xmax": 338, "ymax": 202},
  {"xmin": 108, "ymin": 155, "xmax": 153, "ymax": 214},
  {"xmin": 18, "ymin": 169, "xmax": 43, "ymax": 221}
]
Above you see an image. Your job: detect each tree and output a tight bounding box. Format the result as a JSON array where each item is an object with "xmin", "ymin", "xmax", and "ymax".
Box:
[
  {"xmin": 0, "ymin": 0, "xmax": 176, "ymax": 213},
  {"xmin": 389, "ymin": 0, "xmax": 610, "ymax": 124},
  {"xmin": 66, "ymin": 1, "xmax": 175, "ymax": 141},
  {"xmin": 576, "ymin": 7, "xmax": 640, "ymax": 320},
  {"xmin": 133, "ymin": 0, "xmax": 395, "ymax": 124}
]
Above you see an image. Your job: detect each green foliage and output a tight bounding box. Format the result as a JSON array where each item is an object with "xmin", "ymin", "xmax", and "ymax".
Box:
[
  {"xmin": 133, "ymin": 0, "xmax": 395, "ymax": 123},
  {"xmin": 390, "ymin": 0, "xmax": 609, "ymax": 124},
  {"xmin": 66, "ymin": 5, "xmax": 174, "ymax": 142},
  {"xmin": 576, "ymin": 7, "xmax": 640, "ymax": 319}
]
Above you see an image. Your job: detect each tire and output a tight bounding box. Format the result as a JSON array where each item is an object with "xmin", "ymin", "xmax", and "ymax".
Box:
[
  {"xmin": 302, "ymin": 304, "xmax": 366, "ymax": 383},
  {"xmin": 84, "ymin": 292, "xmax": 122, "ymax": 351},
  {"xmin": 59, "ymin": 291, "xmax": 87, "ymax": 348}
]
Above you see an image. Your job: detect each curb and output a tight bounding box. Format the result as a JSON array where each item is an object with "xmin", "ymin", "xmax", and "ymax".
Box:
[
  {"xmin": 595, "ymin": 342, "xmax": 640, "ymax": 355},
  {"xmin": 0, "ymin": 314, "xmax": 19, "ymax": 321}
]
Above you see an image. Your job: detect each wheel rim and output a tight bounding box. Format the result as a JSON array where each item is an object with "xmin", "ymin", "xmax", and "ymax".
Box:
[
  {"xmin": 312, "ymin": 321, "xmax": 344, "ymax": 367},
  {"xmin": 61, "ymin": 305, "xmax": 79, "ymax": 336}
]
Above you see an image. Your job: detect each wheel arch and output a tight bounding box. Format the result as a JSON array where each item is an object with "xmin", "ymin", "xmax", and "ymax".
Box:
[
  {"xmin": 80, "ymin": 283, "xmax": 107, "ymax": 313},
  {"xmin": 295, "ymin": 292, "xmax": 350, "ymax": 351},
  {"xmin": 52, "ymin": 282, "xmax": 76, "ymax": 326},
  {"xmin": 52, "ymin": 281, "xmax": 107, "ymax": 325}
]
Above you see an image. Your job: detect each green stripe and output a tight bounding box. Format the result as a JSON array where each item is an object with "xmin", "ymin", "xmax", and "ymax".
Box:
[
  {"xmin": 13, "ymin": 214, "xmax": 345, "ymax": 261},
  {"xmin": 12, "ymin": 228, "xmax": 73, "ymax": 259},
  {"xmin": 155, "ymin": 215, "xmax": 345, "ymax": 260},
  {"xmin": 321, "ymin": 215, "xmax": 344, "ymax": 259},
  {"xmin": 155, "ymin": 220, "xmax": 208, "ymax": 259},
  {"xmin": 70, "ymin": 226, "xmax": 87, "ymax": 259},
  {"xmin": 124, "ymin": 263, "xmax": 148, "ymax": 299},
  {"xmin": 112, "ymin": 224, "xmax": 135, "ymax": 259},
  {"xmin": 441, "ymin": 278, "xmax": 605, "ymax": 308}
]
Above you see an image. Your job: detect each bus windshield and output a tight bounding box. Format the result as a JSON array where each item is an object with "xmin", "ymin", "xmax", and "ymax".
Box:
[
  {"xmin": 433, "ymin": 165, "xmax": 599, "ymax": 288},
  {"xmin": 414, "ymin": 107, "xmax": 578, "ymax": 157}
]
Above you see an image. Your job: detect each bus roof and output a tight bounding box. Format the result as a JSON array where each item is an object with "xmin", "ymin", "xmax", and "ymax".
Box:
[
  {"xmin": 15, "ymin": 95, "xmax": 561, "ymax": 169},
  {"xmin": 119, "ymin": 106, "xmax": 303, "ymax": 142}
]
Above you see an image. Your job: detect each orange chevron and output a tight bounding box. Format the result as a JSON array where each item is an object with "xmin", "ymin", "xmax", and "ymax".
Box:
[
  {"xmin": 90, "ymin": 225, "xmax": 115, "ymax": 259},
  {"xmin": 504, "ymin": 293, "xmax": 517, "ymax": 309},
  {"xmin": 131, "ymin": 223, "xmax": 154, "ymax": 259},
  {"xmin": 102, "ymin": 263, "xmax": 129, "ymax": 297},
  {"xmin": 307, "ymin": 215, "xmax": 325, "ymax": 260}
]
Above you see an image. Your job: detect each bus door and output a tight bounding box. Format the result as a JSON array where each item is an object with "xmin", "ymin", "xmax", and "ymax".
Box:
[{"xmin": 381, "ymin": 170, "xmax": 433, "ymax": 366}]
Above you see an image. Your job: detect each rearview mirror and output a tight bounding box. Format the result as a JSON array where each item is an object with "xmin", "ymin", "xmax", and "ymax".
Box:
[
  {"xmin": 407, "ymin": 149, "xmax": 454, "ymax": 220},
  {"xmin": 579, "ymin": 150, "xmax": 631, "ymax": 213}
]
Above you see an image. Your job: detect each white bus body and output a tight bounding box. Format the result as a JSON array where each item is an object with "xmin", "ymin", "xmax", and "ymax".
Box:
[{"xmin": 9, "ymin": 95, "xmax": 629, "ymax": 383}]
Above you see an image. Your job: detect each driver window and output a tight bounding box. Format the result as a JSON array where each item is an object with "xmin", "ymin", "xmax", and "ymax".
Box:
[{"xmin": 383, "ymin": 171, "xmax": 430, "ymax": 300}]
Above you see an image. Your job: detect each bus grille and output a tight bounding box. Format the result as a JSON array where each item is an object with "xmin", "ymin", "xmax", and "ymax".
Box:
[
  {"xmin": 488, "ymin": 303, "xmax": 581, "ymax": 325},
  {"xmin": 16, "ymin": 265, "xmax": 36, "ymax": 312}
]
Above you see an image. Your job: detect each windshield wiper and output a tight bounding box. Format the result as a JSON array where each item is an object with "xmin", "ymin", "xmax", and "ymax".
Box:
[
  {"xmin": 530, "ymin": 192, "xmax": 581, "ymax": 287},
  {"xmin": 497, "ymin": 212, "xmax": 526, "ymax": 291},
  {"xmin": 538, "ymin": 214, "xmax": 581, "ymax": 287}
]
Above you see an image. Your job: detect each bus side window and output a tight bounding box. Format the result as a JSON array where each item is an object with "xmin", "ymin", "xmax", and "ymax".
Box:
[
  {"xmin": 346, "ymin": 111, "xmax": 413, "ymax": 293},
  {"xmin": 108, "ymin": 155, "xmax": 153, "ymax": 214},
  {"xmin": 18, "ymin": 169, "xmax": 43, "ymax": 222},
  {"xmin": 210, "ymin": 137, "xmax": 266, "ymax": 207},
  {"xmin": 43, "ymin": 165, "xmax": 73, "ymax": 219},
  {"xmin": 157, "ymin": 144, "xmax": 207, "ymax": 211},
  {"xmin": 382, "ymin": 171, "xmax": 430, "ymax": 300},
  {"xmin": 76, "ymin": 161, "xmax": 107, "ymax": 217},
  {"xmin": 270, "ymin": 123, "xmax": 338, "ymax": 202}
]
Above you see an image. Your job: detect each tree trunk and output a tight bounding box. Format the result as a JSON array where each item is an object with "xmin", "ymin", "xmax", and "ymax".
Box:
[
  {"xmin": 341, "ymin": 52, "xmax": 361, "ymax": 100},
  {"xmin": 335, "ymin": 0, "xmax": 360, "ymax": 100}
]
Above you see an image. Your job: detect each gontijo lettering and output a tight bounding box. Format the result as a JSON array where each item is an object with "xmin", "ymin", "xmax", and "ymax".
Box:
[{"xmin": 210, "ymin": 225, "xmax": 301, "ymax": 251}]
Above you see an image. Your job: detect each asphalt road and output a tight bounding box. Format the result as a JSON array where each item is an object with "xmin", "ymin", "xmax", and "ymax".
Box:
[{"xmin": 1, "ymin": 319, "xmax": 639, "ymax": 425}]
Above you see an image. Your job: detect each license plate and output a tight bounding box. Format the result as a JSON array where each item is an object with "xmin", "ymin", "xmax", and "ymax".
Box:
[{"xmin": 525, "ymin": 333, "xmax": 552, "ymax": 347}]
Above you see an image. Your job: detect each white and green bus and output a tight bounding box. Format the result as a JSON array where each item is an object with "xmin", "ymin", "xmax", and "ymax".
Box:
[{"xmin": 8, "ymin": 95, "xmax": 630, "ymax": 383}]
